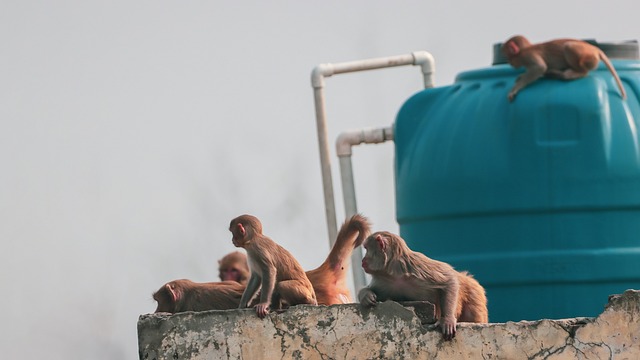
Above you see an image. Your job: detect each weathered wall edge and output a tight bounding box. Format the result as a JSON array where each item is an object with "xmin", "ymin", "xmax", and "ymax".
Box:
[{"xmin": 139, "ymin": 289, "xmax": 640, "ymax": 359}]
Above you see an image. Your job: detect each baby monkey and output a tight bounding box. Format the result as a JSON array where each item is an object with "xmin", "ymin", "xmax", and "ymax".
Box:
[
  {"xmin": 229, "ymin": 214, "xmax": 317, "ymax": 318},
  {"xmin": 502, "ymin": 35, "xmax": 626, "ymax": 101}
]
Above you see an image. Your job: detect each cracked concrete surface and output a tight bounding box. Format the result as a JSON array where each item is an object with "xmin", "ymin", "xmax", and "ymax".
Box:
[{"xmin": 138, "ymin": 290, "xmax": 640, "ymax": 359}]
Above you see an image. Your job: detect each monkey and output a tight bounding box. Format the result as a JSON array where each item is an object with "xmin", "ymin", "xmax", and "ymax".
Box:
[
  {"xmin": 222, "ymin": 215, "xmax": 370, "ymax": 305},
  {"xmin": 306, "ymin": 214, "xmax": 371, "ymax": 305},
  {"xmin": 229, "ymin": 214, "xmax": 317, "ymax": 318},
  {"xmin": 357, "ymin": 231, "xmax": 488, "ymax": 341},
  {"xmin": 501, "ymin": 35, "xmax": 627, "ymax": 102},
  {"xmin": 152, "ymin": 279, "xmax": 244, "ymax": 313},
  {"xmin": 218, "ymin": 251, "xmax": 250, "ymax": 285}
]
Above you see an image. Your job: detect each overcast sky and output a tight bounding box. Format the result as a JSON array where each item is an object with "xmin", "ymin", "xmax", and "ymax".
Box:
[{"xmin": 2, "ymin": 1, "xmax": 639, "ymax": 359}]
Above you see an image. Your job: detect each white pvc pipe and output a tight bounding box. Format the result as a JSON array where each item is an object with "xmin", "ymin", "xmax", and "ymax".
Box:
[
  {"xmin": 336, "ymin": 127, "xmax": 394, "ymax": 157},
  {"xmin": 337, "ymin": 127, "xmax": 394, "ymax": 291},
  {"xmin": 312, "ymin": 86, "xmax": 339, "ymax": 244},
  {"xmin": 311, "ymin": 51, "xmax": 435, "ymax": 246}
]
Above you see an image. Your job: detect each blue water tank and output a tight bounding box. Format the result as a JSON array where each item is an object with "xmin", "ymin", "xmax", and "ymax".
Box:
[{"xmin": 394, "ymin": 40, "xmax": 640, "ymax": 322}]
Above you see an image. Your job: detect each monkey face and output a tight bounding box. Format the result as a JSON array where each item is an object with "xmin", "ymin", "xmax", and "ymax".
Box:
[
  {"xmin": 229, "ymin": 215, "xmax": 258, "ymax": 248},
  {"xmin": 220, "ymin": 266, "xmax": 241, "ymax": 282},
  {"xmin": 229, "ymin": 223, "xmax": 246, "ymax": 247},
  {"xmin": 218, "ymin": 252, "xmax": 249, "ymax": 284},
  {"xmin": 231, "ymin": 235, "xmax": 241, "ymax": 247},
  {"xmin": 361, "ymin": 234, "xmax": 388, "ymax": 273}
]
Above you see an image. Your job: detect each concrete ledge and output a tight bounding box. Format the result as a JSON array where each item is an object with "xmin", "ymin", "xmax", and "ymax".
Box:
[{"xmin": 138, "ymin": 290, "xmax": 640, "ymax": 359}]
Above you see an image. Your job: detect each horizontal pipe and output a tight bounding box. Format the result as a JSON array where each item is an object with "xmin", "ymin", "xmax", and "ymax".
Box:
[
  {"xmin": 336, "ymin": 127, "xmax": 394, "ymax": 157},
  {"xmin": 312, "ymin": 51, "xmax": 436, "ymax": 89}
]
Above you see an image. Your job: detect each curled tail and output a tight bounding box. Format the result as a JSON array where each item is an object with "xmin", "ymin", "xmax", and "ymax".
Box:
[
  {"xmin": 327, "ymin": 214, "xmax": 372, "ymax": 268},
  {"xmin": 306, "ymin": 214, "xmax": 371, "ymax": 305},
  {"xmin": 599, "ymin": 51, "xmax": 627, "ymax": 100}
]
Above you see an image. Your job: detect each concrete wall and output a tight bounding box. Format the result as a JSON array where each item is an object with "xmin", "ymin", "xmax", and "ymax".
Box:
[{"xmin": 138, "ymin": 290, "xmax": 640, "ymax": 359}]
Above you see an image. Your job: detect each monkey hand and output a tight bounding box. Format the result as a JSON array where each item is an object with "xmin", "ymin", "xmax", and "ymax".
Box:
[
  {"xmin": 507, "ymin": 90, "xmax": 517, "ymax": 102},
  {"xmin": 435, "ymin": 317, "xmax": 457, "ymax": 341},
  {"xmin": 255, "ymin": 302, "xmax": 270, "ymax": 318},
  {"xmin": 358, "ymin": 288, "xmax": 377, "ymax": 307}
]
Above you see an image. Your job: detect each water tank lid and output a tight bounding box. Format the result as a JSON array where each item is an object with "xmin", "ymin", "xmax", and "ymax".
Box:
[{"xmin": 492, "ymin": 39, "xmax": 639, "ymax": 65}]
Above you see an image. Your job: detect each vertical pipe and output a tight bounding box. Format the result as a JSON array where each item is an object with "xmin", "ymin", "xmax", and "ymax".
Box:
[
  {"xmin": 313, "ymin": 86, "xmax": 338, "ymax": 245},
  {"xmin": 338, "ymin": 155, "xmax": 367, "ymax": 291}
]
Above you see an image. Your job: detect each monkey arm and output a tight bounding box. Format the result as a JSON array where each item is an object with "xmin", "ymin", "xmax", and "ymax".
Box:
[
  {"xmin": 358, "ymin": 287, "xmax": 377, "ymax": 307},
  {"xmin": 251, "ymin": 266, "xmax": 277, "ymax": 318},
  {"xmin": 239, "ymin": 273, "xmax": 260, "ymax": 308},
  {"xmin": 508, "ymin": 55, "xmax": 547, "ymax": 101},
  {"xmin": 436, "ymin": 276, "xmax": 460, "ymax": 340},
  {"xmin": 258, "ymin": 266, "xmax": 277, "ymax": 305},
  {"xmin": 510, "ymin": 67, "xmax": 545, "ymax": 98},
  {"xmin": 438, "ymin": 275, "xmax": 460, "ymax": 319}
]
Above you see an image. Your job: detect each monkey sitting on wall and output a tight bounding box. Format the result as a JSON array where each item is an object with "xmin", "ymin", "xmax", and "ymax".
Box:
[
  {"xmin": 357, "ymin": 231, "xmax": 488, "ymax": 340},
  {"xmin": 221, "ymin": 214, "xmax": 370, "ymax": 305},
  {"xmin": 218, "ymin": 251, "xmax": 250, "ymax": 285},
  {"xmin": 229, "ymin": 214, "xmax": 317, "ymax": 318},
  {"xmin": 501, "ymin": 35, "xmax": 626, "ymax": 102},
  {"xmin": 152, "ymin": 279, "xmax": 244, "ymax": 313}
]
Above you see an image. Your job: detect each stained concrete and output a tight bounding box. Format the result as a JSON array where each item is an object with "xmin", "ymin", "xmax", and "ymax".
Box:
[{"xmin": 138, "ymin": 289, "xmax": 640, "ymax": 359}]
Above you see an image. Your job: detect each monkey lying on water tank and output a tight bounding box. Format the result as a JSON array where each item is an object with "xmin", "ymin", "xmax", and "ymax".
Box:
[{"xmin": 501, "ymin": 35, "xmax": 626, "ymax": 101}]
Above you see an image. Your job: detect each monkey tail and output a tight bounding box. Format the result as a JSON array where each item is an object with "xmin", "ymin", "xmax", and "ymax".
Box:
[
  {"xmin": 599, "ymin": 51, "xmax": 627, "ymax": 100},
  {"xmin": 343, "ymin": 214, "xmax": 372, "ymax": 248},
  {"xmin": 326, "ymin": 214, "xmax": 372, "ymax": 268}
]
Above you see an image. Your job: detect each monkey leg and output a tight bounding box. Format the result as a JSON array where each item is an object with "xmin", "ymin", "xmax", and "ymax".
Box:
[
  {"xmin": 544, "ymin": 69, "xmax": 567, "ymax": 79},
  {"xmin": 269, "ymin": 291, "xmax": 283, "ymax": 310},
  {"xmin": 459, "ymin": 304, "xmax": 488, "ymax": 323},
  {"xmin": 563, "ymin": 43, "xmax": 599, "ymax": 72},
  {"xmin": 275, "ymin": 280, "xmax": 317, "ymax": 306},
  {"xmin": 552, "ymin": 69, "xmax": 589, "ymax": 80}
]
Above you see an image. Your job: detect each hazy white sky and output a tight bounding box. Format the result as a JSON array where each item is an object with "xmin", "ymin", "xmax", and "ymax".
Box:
[{"xmin": 1, "ymin": 1, "xmax": 638, "ymax": 358}]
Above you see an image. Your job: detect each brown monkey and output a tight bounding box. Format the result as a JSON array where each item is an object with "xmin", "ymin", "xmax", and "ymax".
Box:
[
  {"xmin": 218, "ymin": 251, "xmax": 250, "ymax": 285},
  {"xmin": 223, "ymin": 215, "xmax": 370, "ymax": 305},
  {"xmin": 229, "ymin": 214, "xmax": 317, "ymax": 318},
  {"xmin": 501, "ymin": 35, "xmax": 626, "ymax": 101},
  {"xmin": 306, "ymin": 214, "xmax": 371, "ymax": 305},
  {"xmin": 152, "ymin": 279, "xmax": 244, "ymax": 313},
  {"xmin": 357, "ymin": 231, "xmax": 488, "ymax": 341}
]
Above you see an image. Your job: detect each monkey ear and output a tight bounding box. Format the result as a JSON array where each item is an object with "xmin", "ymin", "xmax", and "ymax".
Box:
[
  {"xmin": 166, "ymin": 284, "xmax": 178, "ymax": 303},
  {"xmin": 375, "ymin": 234, "xmax": 387, "ymax": 251},
  {"xmin": 507, "ymin": 41, "xmax": 519, "ymax": 56},
  {"xmin": 237, "ymin": 223, "xmax": 246, "ymax": 236}
]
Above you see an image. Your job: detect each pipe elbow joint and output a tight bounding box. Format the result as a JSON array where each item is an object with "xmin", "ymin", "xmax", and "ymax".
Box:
[
  {"xmin": 412, "ymin": 51, "xmax": 436, "ymax": 88},
  {"xmin": 336, "ymin": 127, "xmax": 394, "ymax": 157},
  {"xmin": 336, "ymin": 131, "xmax": 360, "ymax": 157},
  {"xmin": 311, "ymin": 63, "xmax": 335, "ymax": 88},
  {"xmin": 412, "ymin": 51, "xmax": 435, "ymax": 72}
]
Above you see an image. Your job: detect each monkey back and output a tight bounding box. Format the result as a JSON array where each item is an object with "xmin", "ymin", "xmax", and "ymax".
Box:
[{"xmin": 394, "ymin": 39, "xmax": 640, "ymax": 322}]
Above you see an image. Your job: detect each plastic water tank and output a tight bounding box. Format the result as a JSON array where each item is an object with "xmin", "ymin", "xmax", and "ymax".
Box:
[{"xmin": 394, "ymin": 40, "xmax": 640, "ymax": 322}]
